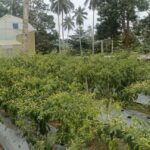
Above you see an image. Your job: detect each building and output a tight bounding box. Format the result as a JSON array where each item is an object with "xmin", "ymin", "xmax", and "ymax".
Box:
[{"xmin": 0, "ymin": 15, "xmax": 36, "ymax": 57}]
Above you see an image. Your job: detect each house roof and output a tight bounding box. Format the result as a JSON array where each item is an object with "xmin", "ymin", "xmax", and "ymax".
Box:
[
  {"xmin": 0, "ymin": 40, "xmax": 21, "ymax": 46},
  {"xmin": 0, "ymin": 14, "xmax": 35, "ymax": 31}
]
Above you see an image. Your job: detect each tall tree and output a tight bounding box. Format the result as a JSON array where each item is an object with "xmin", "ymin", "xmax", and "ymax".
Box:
[
  {"xmin": 22, "ymin": 0, "xmax": 29, "ymax": 54},
  {"xmin": 134, "ymin": 13, "xmax": 150, "ymax": 53},
  {"xmin": 73, "ymin": 6, "xmax": 87, "ymax": 55},
  {"xmin": 84, "ymin": 0, "xmax": 98, "ymax": 54},
  {"xmin": 118, "ymin": 0, "xmax": 149, "ymax": 49},
  {"xmin": 50, "ymin": 0, "xmax": 74, "ymax": 51},
  {"xmin": 0, "ymin": 0, "xmax": 23, "ymax": 17},
  {"xmin": 69, "ymin": 27, "xmax": 92, "ymax": 53},
  {"xmin": 50, "ymin": 0, "xmax": 61, "ymax": 53},
  {"xmin": 96, "ymin": 0, "xmax": 149, "ymax": 49},
  {"xmin": 11, "ymin": 0, "xmax": 22, "ymax": 16},
  {"xmin": 63, "ymin": 16, "xmax": 75, "ymax": 40},
  {"xmin": 30, "ymin": 0, "xmax": 57, "ymax": 53}
]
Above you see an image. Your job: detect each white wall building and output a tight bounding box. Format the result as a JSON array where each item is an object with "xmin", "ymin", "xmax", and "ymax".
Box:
[
  {"xmin": 0, "ymin": 14, "xmax": 34, "ymax": 40},
  {"xmin": 0, "ymin": 15, "xmax": 35, "ymax": 57}
]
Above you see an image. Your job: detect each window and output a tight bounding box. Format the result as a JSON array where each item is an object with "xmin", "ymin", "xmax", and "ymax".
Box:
[{"xmin": 13, "ymin": 23, "xmax": 19, "ymax": 29}]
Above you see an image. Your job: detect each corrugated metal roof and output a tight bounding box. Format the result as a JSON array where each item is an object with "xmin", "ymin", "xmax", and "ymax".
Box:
[{"xmin": 0, "ymin": 40, "xmax": 21, "ymax": 46}]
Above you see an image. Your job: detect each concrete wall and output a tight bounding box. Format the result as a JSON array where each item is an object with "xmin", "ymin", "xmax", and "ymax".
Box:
[
  {"xmin": 0, "ymin": 15, "xmax": 36, "ymax": 57},
  {"xmin": 16, "ymin": 31, "xmax": 36, "ymax": 55},
  {"xmin": 0, "ymin": 15, "xmax": 35, "ymax": 41},
  {"xmin": 0, "ymin": 45, "xmax": 21, "ymax": 58},
  {"xmin": 0, "ymin": 31, "xmax": 35, "ymax": 57}
]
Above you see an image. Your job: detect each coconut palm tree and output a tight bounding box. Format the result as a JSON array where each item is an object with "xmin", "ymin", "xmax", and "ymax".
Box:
[
  {"xmin": 73, "ymin": 6, "xmax": 87, "ymax": 55},
  {"xmin": 61, "ymin": 0, "xmax": 74, "ymax": 42},
  {"xmin": 50, "ymin": 0, "xmax": 61, "ymax": 52},
  {"xmin": 63, "ymin": 16, "xmax": 75, "ymax": 40},
  {"xmin": 50, "ymin": 0, "xmax": 74, "ymax": 51},
  {"xmin": 22, "ymin": 0, "xmax": 29, "ymax": 54},
  {"xmin": 84, "ymin": 0, "xmax": 98, "ymax": 54}
]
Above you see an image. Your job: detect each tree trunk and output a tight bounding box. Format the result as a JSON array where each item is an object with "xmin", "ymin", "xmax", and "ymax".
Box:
[
  {"xmin": 85, "ymin": 77, "xmax": 89, "ymax": 92},
  {"xmin": 22, "ymin": 0, "xmax": 29, "ymax": 54},
  {"xmin": 101, "ymin": 40, "xmax": 104, "ymax": 53},
  {"xmin": 79, "ymin": 26, "xmax": 82, "ymax": 56},
  {"xmin": 122, "ymin": 11, "xmax": 126, "ymax": 48},
  {"xmin": 126, "ymin": 13, "xmax": 130, "ymax": 49},
  {"xmin": 66, "ymin": 29, "xmax": 69, "ymax": 51},
  {"xmin": 92, "ymin": 9, "xmax": 95, "ymax": 54},
  {"xmin": 122, "ymin": 11, "xmax": 130, "ymax": 49},
  {"xmin": 111, "ymin": 38, "xmax": 114, "ymax": 54},
  {"xmin": 105, "ymin": 39, "xmax": 108, "ymax": 50},
  {"xmin": 62, "ymin": 11, "xmax": 64, "ymax": 49},
  {"xmin": 67, "ymin": 29, "xmax": 69, "ymax": 44},
  {"xmin": 57, "ymin": 1, "xmax": 61, "ymax": 53},
  {"xmin": 11, "ymin": 0, "xmax": 14, "ymax": 15}
]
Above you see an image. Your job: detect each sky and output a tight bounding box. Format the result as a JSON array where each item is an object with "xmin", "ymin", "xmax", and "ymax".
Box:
[{"xmin": 45, "ymin": 0, "xmax": 97, "ymax": 37}]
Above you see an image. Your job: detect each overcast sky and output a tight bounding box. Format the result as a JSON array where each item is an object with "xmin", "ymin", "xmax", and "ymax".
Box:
[{"xmin": 45, "ymin": 0, "xmax": 97, "ymax": 37}]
